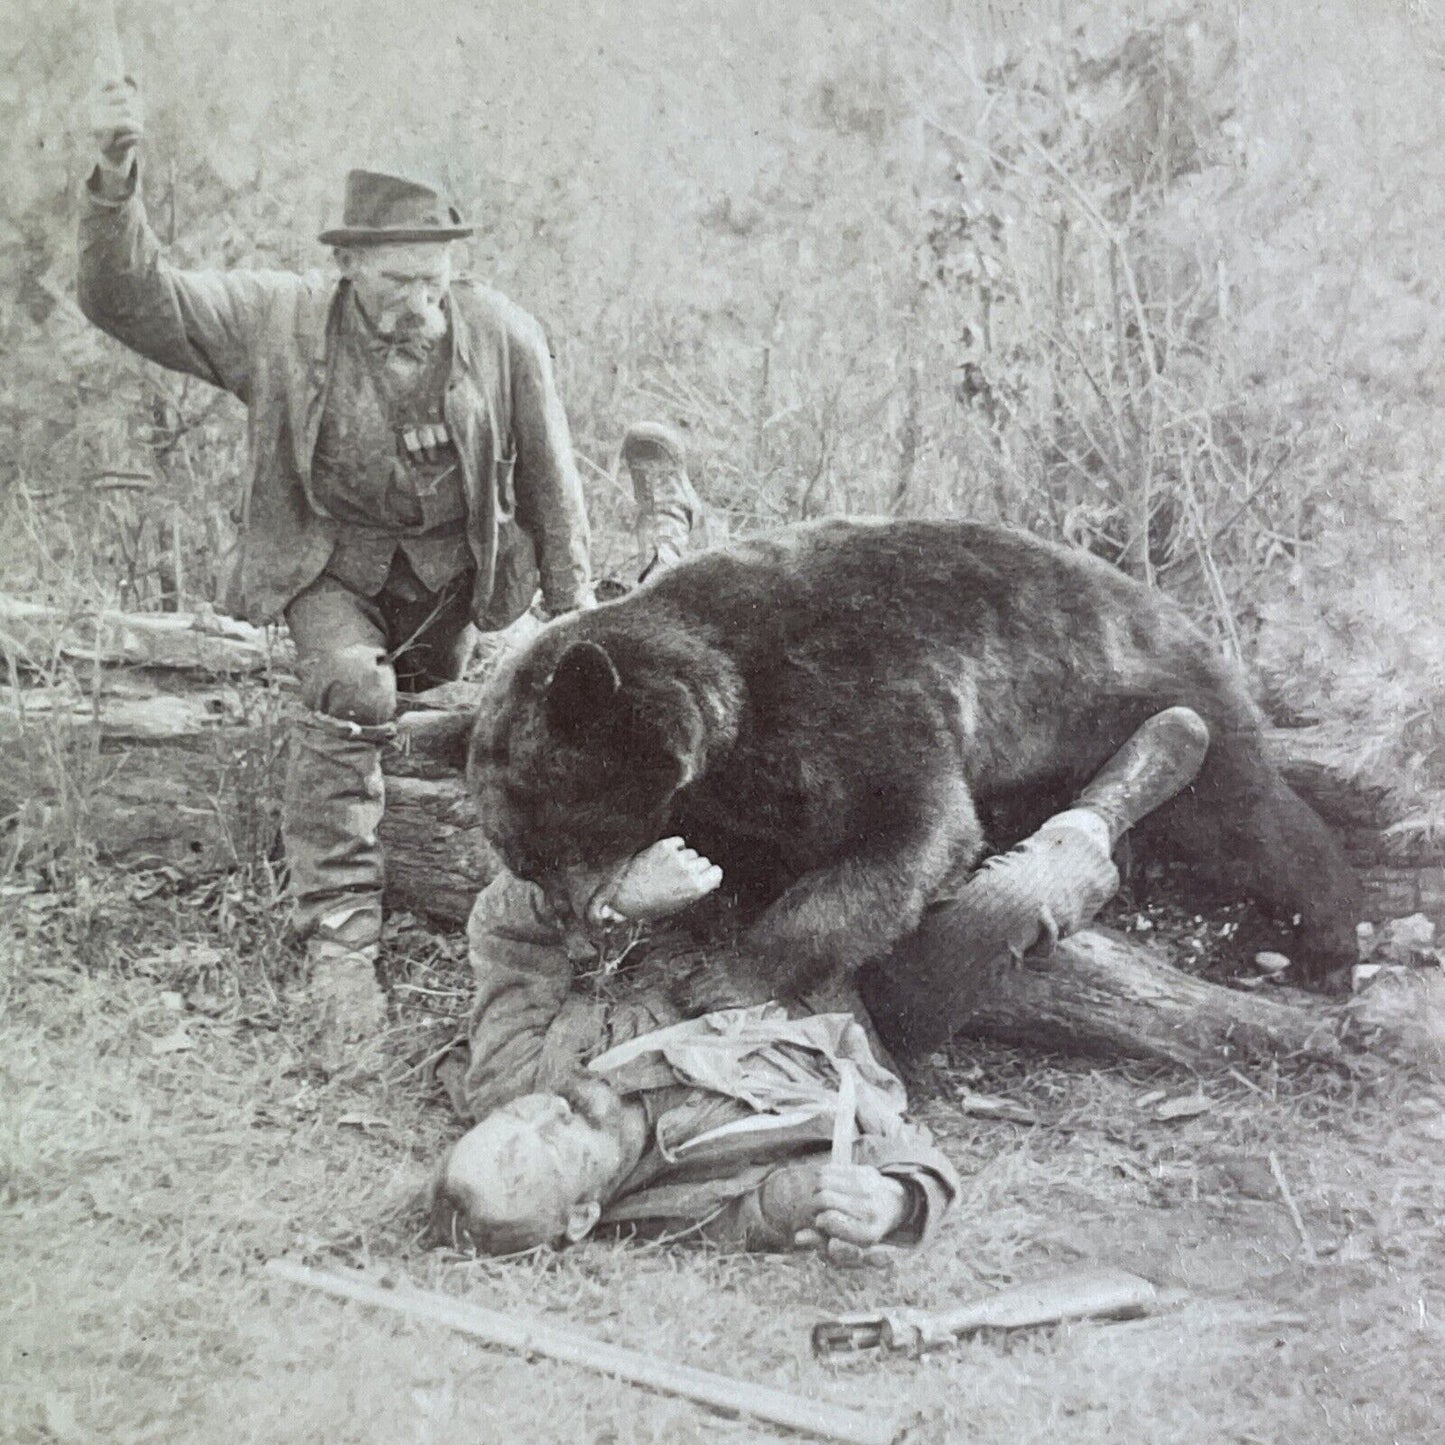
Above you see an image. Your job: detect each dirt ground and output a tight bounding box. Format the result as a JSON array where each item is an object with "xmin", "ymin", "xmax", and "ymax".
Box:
[{"xmin": 4, "ymin": 872, "xmax": 1445, "ymax": 1445}]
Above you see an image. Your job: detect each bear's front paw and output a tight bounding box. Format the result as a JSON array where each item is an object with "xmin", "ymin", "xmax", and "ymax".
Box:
[{"xmin": 667, "ymin": 945, "xmax": 772, "ymax": 1017}]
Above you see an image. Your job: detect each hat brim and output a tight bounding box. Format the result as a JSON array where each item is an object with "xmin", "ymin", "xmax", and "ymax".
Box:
[{"xmin": 319, "ymin": 224, "xmax": 474, "ymax": 246}]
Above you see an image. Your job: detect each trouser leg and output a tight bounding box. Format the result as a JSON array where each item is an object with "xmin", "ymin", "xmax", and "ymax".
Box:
[
  {"xmin": 284, "ymin": 562, "xmax": 475, "ymax": 1003},
  {"xmin": 862, "ymin": 708, "xmax": 1211, "ymax": 1057},
  {"xmin": 283, "ymin": 710, "xmax": 394, "ymax": 1044},
  {"xmin": 383, "ymin": 567, "xmax": 477, "ymax": 694},
  {"xmin": 284, "ymin": 713, "xmax": 392, "ymax": 949},
  {"xmin": 285, "ymin": 579, "xmax": 397, "ymax": 933}
]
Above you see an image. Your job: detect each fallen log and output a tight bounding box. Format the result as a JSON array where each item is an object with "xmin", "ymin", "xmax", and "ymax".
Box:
[
  {"xmin": 0, "ymin": 680, "xmax": 498, "ymax": 906},
  {"xmin": 871, "ymin": 926, "xmax": 1445, "ymax": 1075},
  {"xmin": 2, "ymin": 662, "xmax": 1440, "ymax": 927},
  {"xmin": 0, "ymin": 594, "xmax": 291, "ymax": 675},
  {"xmin": 893, "ymin": 927, "xmax": 1348, "ymax": 1070},
  {"xmin": 382, "ymin": 773, "xmax": 499, "ymax": 924}
]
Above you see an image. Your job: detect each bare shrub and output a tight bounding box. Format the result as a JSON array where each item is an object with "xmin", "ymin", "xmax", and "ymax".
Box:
[{"xmin": 3, "ymin": 0, "xmax": 1443, "ymax": 830}]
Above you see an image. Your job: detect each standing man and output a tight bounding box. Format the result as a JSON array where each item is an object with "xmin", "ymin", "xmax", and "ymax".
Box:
[{"xmin": 80, "ymin": 79, "xmax": 594, "ymax": 1048}]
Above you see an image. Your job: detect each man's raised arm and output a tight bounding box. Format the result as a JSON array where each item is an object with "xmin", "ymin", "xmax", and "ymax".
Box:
[{"xmin": 78, "ymin": 79, "xmax": 294, "ymax": 402}]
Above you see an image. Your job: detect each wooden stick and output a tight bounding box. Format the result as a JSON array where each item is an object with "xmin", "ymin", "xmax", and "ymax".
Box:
[
  {"xmin": 95, "ymin": 0, "xmax": 126, "ymax": 83},
  {"xmin": 1267, "ymin": 1151, "xmax": 1319, "ymax": 1264},
  {"xmin": 264, "ymin": 1259, "xmax": 908, "ymax": 1445}
]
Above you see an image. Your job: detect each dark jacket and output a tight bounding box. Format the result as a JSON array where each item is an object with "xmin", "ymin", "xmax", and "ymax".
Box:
[{"xmin": 78, "ymin": 169, "xmax": 591, "ymax": 627}]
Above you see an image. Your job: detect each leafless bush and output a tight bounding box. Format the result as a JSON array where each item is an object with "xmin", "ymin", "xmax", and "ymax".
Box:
[{"xmin": 3, "ymin": 0, "xmax": 1443, "ymax": 817}]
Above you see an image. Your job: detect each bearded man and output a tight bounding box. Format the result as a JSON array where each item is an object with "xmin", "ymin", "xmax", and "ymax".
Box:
[{"xmin": 78, "ymin": 79, "xmax": 609, "ymax": 1048}]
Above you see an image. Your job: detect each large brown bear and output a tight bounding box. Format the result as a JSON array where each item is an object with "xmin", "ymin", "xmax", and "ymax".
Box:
[{"xmin": 467, "ymin": 519, "xmax": 1360, "ymax": 1012}]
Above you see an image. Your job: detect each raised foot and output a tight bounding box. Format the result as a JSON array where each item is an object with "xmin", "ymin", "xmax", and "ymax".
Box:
[{"xmin": 621, "ymin": 420, "xmax": 687, "ymax": 472}]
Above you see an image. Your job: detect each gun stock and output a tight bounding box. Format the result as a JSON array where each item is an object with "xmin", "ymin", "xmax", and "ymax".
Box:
[{"xmin": 813, "ymin": 1267, "xmax": 1158, "ymax": 1356}]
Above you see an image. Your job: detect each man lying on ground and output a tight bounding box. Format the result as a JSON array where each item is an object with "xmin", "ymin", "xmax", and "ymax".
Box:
[
  {"xmin": 429, "ymin": 709, "xmax": 1207, "ymax": 1257},
  {"xmin": 430, "ymin": 974, "xmax": 958, "ymax": 1261}
]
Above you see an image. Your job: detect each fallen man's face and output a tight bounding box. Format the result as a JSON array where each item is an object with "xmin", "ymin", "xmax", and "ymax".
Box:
[{"xmin": 430, "ymin": 1087, "xmax": 628, "ymax": 1254}]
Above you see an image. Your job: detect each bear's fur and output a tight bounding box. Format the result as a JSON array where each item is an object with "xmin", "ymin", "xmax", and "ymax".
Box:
[{"xmin": 468, "ymin": 519, "xmax": 1360, "ymax": 998}]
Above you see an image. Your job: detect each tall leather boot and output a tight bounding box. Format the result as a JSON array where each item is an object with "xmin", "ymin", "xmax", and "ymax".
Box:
[
  {"xmin": 863, "ymin": 708, "xmax": 1211, "ymax": 1057},
  {"xmin": 284, "ymin": 710, "xmax": 392, "ymax": 1050},
  {"xmin": 622, "ymin": 422, "xmax": 705, "ymax": 579},
  {"xmin": 939, "ymin": 706, "xmax": 1212, "ymax": 966}
]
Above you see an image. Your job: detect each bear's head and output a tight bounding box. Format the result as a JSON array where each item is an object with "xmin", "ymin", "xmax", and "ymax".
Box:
[{"xmin": 467, "ymin": 615, "xmax": 734, "ymax": 921}]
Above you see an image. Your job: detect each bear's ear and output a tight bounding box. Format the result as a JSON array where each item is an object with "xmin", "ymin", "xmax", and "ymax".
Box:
[
  {"xmin": 545, "ymin": 641, "xmax": 621, "ymax": 739},
  {"xmin": 658, "ymin": 679, "xmax": 706, "ymax": 793}
]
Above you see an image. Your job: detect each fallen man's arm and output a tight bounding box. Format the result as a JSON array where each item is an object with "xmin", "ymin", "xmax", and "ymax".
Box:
[
  {"xmin": 457, "ymin": 872, "xmax": 578, "ymax": 1119},
  {"xmin": 458, "ymin": 870, "xmax": 686, "ymax": 1120},
  {"xmin": 587, "ymin": 1008, "xmax": 961, "ymax": 1254},
  {"xmin": 672, "ymin": 1118, "xmax": 959, "ymax": 1254}
]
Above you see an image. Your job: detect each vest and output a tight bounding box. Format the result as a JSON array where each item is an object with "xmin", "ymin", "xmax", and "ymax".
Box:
[{"xmin": 311, "ymin": 297, "xmax": 472, "ymax": 595}]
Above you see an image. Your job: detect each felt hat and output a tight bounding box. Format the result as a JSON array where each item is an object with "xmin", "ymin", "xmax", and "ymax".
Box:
[{"xmin": 319, "ymin": 169, "xmax": 473, "ymax": 247}]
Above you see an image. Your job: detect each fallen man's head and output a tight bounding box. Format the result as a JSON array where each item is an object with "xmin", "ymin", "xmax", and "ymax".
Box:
[{"xmin": 429, "ymin": 1078, "xmax": 639, "ymax": 1254}]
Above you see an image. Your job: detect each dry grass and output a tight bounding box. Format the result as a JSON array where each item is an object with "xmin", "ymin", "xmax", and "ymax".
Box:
[
  {"xmin": 5, "ymin": 877, "xmax": 1445, "ymax": 1444},
  {"xmin": 3, "ymin": 2, "xmax": 1442, "ymax": 1437}
]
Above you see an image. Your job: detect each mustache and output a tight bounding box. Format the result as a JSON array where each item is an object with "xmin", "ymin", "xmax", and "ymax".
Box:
[{"xmin": 386, "ymin": 306, "xmax": 447, "ymax": 340}]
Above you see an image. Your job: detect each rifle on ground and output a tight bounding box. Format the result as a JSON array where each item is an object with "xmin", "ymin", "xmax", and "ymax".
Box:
[{"xmin": 812, "ymin": 1266, "xmax": 1159, "ymax": 1357}]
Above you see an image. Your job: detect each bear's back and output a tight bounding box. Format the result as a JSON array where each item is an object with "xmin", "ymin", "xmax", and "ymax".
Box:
[{"xmin": 635, "ymin": 517, "xmax": 1184, "ymax": 682}]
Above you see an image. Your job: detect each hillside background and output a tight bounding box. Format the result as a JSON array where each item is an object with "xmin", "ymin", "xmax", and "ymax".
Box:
[{"xmin": 3, "ymin": 0, "xmax": 1444, "ymax": 825}]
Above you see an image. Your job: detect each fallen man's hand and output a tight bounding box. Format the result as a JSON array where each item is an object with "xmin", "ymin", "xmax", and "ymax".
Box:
[
  {"xmin": 794, "ymin": 1163, "xmax": 911, "ymax": 1266},
  {"xmin": 588, "ymin": 836, "xmax": 723, "ymax": 926}
]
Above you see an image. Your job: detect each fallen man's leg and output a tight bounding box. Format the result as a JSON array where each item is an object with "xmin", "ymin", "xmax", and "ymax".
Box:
[
  {"xmin": 862, "ymin": 707, "xmax": 1354, "ymax": 1069},
  {"xmin": 862, "ymin": 706, "xmax": 1213, "ymax": 1057}
]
